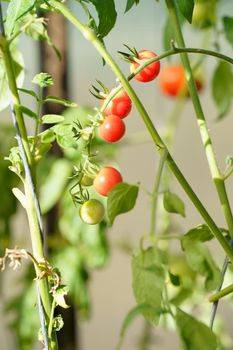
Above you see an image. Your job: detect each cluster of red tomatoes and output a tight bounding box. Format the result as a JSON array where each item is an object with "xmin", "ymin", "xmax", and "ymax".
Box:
[{"xmin": 79, "ymin": 50, "xmax": 203, "ymax": 225}]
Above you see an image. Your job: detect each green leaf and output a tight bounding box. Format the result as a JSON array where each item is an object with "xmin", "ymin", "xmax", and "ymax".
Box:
[
  {"xmin": 125, "ymin": 0, "xmax": 140, "ymax": 13},
  {"xmin": 18, "ymin": 87, "xmax": 38, "ymax": 100},
  {"xmin": 32, "ymin": 72, "xmax": 53, "ymax": 88},
  {"xmin": 84, "ymin": 0, "xmax": 117, "ymax": 38},
  {"xmin": 53, "ymin": 285, "xmax": 70, "ymax": 309},
  {"xmin": 132, "ymin": 246, "xmax": 166, "ymax": 325},
  {"xmin": 39, "ymin": 129, "xmax": 56, "ymax": 143},
  {"xmin": 177, "ymin": 0, "xmax": 194, "ymax": 24},
  {"xmin": 212, "ymin": 62, "xmax": 233, "ymax": 119},
  {"xmin": 40, "ymin": 159, "xmax": 72, "ymax": 213},
  {"xmin": 5, "ymin": 0, "xmax": 36, "ymax": 36},
  {"xmin": 181, "ymin": 224, "xmax": 221, "ymax": 291},
  {"xmin": 19, "ymin": 105, "xmax": 37, "ymax": 119},
  {"xmin": 52, "ymin": 315, "xmax": 64, "ymax": 332},
  {"xmin": 44, "ymin": 95, "xmax": 77, "ymax": 107},
  {"xmin": 163, "ymin": 192, "xmax": 185, "ymax": 217},
  {"xmin": 223, "ymin": 16, "xmax": 233, "ymax": 46},
  {"xmin": 107, "ymin": 182, "xmax": 139, "ymax": 226},
  {"xmin": 176, "ymin": 308, "xmax": 217, "ymax": 350},
  {"xmin": 116, "ymin": 304, "xmax": 159, "ymax": 350},
  {"xmin": 42, "ymin": 114, "xmax": 65, "ymax": 124}
]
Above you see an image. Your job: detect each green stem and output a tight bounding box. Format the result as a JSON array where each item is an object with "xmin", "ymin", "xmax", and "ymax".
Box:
[
  {"xmin": 166, "ymin": 0, "xmax": 233, "ymax": 235},
  {"xmin": 209, "ymin": 283, "xmax": 233, "ymax": 303},
  {"xmin": 24, "ymin": 179, "xmax": 57, "ymax": 350},
  {"xmin": 150, "ymin": 149, "xmax": 168, "ymax": 236},
  {"xmin": 138, "ymin": 322, "xmax": 152, "ymax": 350},
  {"xmin": 49, "ymin": 0, "xmax": 233, "ymax": 264},
  {"xmin": 24, "ymin": 180, "xmax": 51, "ymax": 316},
  {"xmin": 32, "ymin": 86, "xmax": 43, "ymax": 154},
  {"xmin": 48, "ymin": 299, "xmax": 57, "ymax": 338}
]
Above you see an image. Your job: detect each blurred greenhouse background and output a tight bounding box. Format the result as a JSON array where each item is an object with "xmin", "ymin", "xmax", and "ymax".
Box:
[{"xmin": 1, "ymin": 1, "xmax": 233, "ymax": 349}]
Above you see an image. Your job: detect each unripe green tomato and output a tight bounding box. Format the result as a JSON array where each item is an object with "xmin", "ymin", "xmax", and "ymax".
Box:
[
  {"xmin": 80, "ymin": 175, "xmax": 94, "ymax": 187},
  {"xmin": 192, "ymin": 0, "xmax": 216, "ymax": 28},
  {"xmin": 79, "ymin": 199, "xmax": 105, "ymax": 225}
]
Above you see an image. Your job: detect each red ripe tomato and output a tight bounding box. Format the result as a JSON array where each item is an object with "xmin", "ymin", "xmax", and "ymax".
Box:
[
  {"xmin": 93, "ymin": 167, "xmax": 123, "ymax": 197},
  {"xmin": 159, "ymin": 64, "xmax": 204, "ymax": 97},
  {"xmin": 99, "ymin": 114, "xmax": 126, "ymax": 142},
  {"xmin": 102, "ymin": 88, "xmax": 132, "ymax": 119},
  {"xmin": 159, "ymin": 64, "xmax": 186, "ymax": 96},
  {"xmin": 130, "ymin": 50, "xmax": 160, "ymax": 83}
]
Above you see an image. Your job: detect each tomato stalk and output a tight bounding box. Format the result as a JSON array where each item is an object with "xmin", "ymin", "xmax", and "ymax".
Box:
[{"xmin": 48, "ymin": 0, "xmax": 233, "ymax": 265}]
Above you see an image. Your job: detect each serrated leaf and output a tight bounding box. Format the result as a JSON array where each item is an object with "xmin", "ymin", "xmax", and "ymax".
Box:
[
  {"xmin": 223, "ymin": 16, "xmax": 233, "ymax": 46},
  {"xmin": 84, "ymin": 0, "xmax": 117, "ymax": 38},
  {"xmin": 5, "ymin": 0, "xmax": 36, "ymax": 36},
  {"xmin": 132, "ymin": 246, "xmax": 166, "ymax": 325},
  {"xmin": 212, "ymin": 62, "xmax": 233, "ymax": 119},
  {"xmin": 181, "ymin": 225, "xmax": 221, "ymax": 291},
  {"xmin": 163, "ymin": 192, "xmax": 185, "ymax": 217},
  {"xmin": 40, "ymin": 159, "xmax": 72, "ymax": 213},
  {"xmin": 177, "ymin": 0, "xmax": 194, "ymax": 24},
  {"xmin": 42, "ymin": 114, "xmax": 64, "ymax": 124},
  {"xmin": 125, "ymin": 0, "xmax": 140, "ymax": 13},
  {"xmin": 107, "ymin": 182, "xmax": 139, "ymax": 226},
  {"xmin": 44, "ymin": 95, "xmax": 77, "ymax": 107},
  {"xmin": 116, "ymin": 304, "xmax": 160, "ymax": 350},
  {"xmin": 176, "ymin": 308, "xmax": 217, "ymax": 350}
]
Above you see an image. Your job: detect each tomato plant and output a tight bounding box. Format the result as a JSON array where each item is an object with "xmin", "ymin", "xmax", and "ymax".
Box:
[
  {"xmin": 1, "ymin": 0, "xmax": 233, "ymax": 350},
  {"xmin": 93, "ymin": 166, "xmax": 123, "ymax": 196},
  {"xmin": 99, "ymin": 114, "xmax": 126, "ymax": 142}
]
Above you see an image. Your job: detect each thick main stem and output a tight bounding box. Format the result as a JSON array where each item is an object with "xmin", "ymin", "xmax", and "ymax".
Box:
[
  {"xmin": 0, "ymin": 19, "xmax": 57, "ymax": 350},
  {"xmin": 49, "ymin": 0, "xmax": 233, "ymax": 264}
]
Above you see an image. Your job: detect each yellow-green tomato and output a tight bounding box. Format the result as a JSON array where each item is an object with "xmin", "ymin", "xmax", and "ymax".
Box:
[
  {"xmin": 79, "ymin": 199, "xmax": 105, "ymax": 225},
  {"xmin": 80, "ymin": 175, "xmax": 94, "ymax": 187}
]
